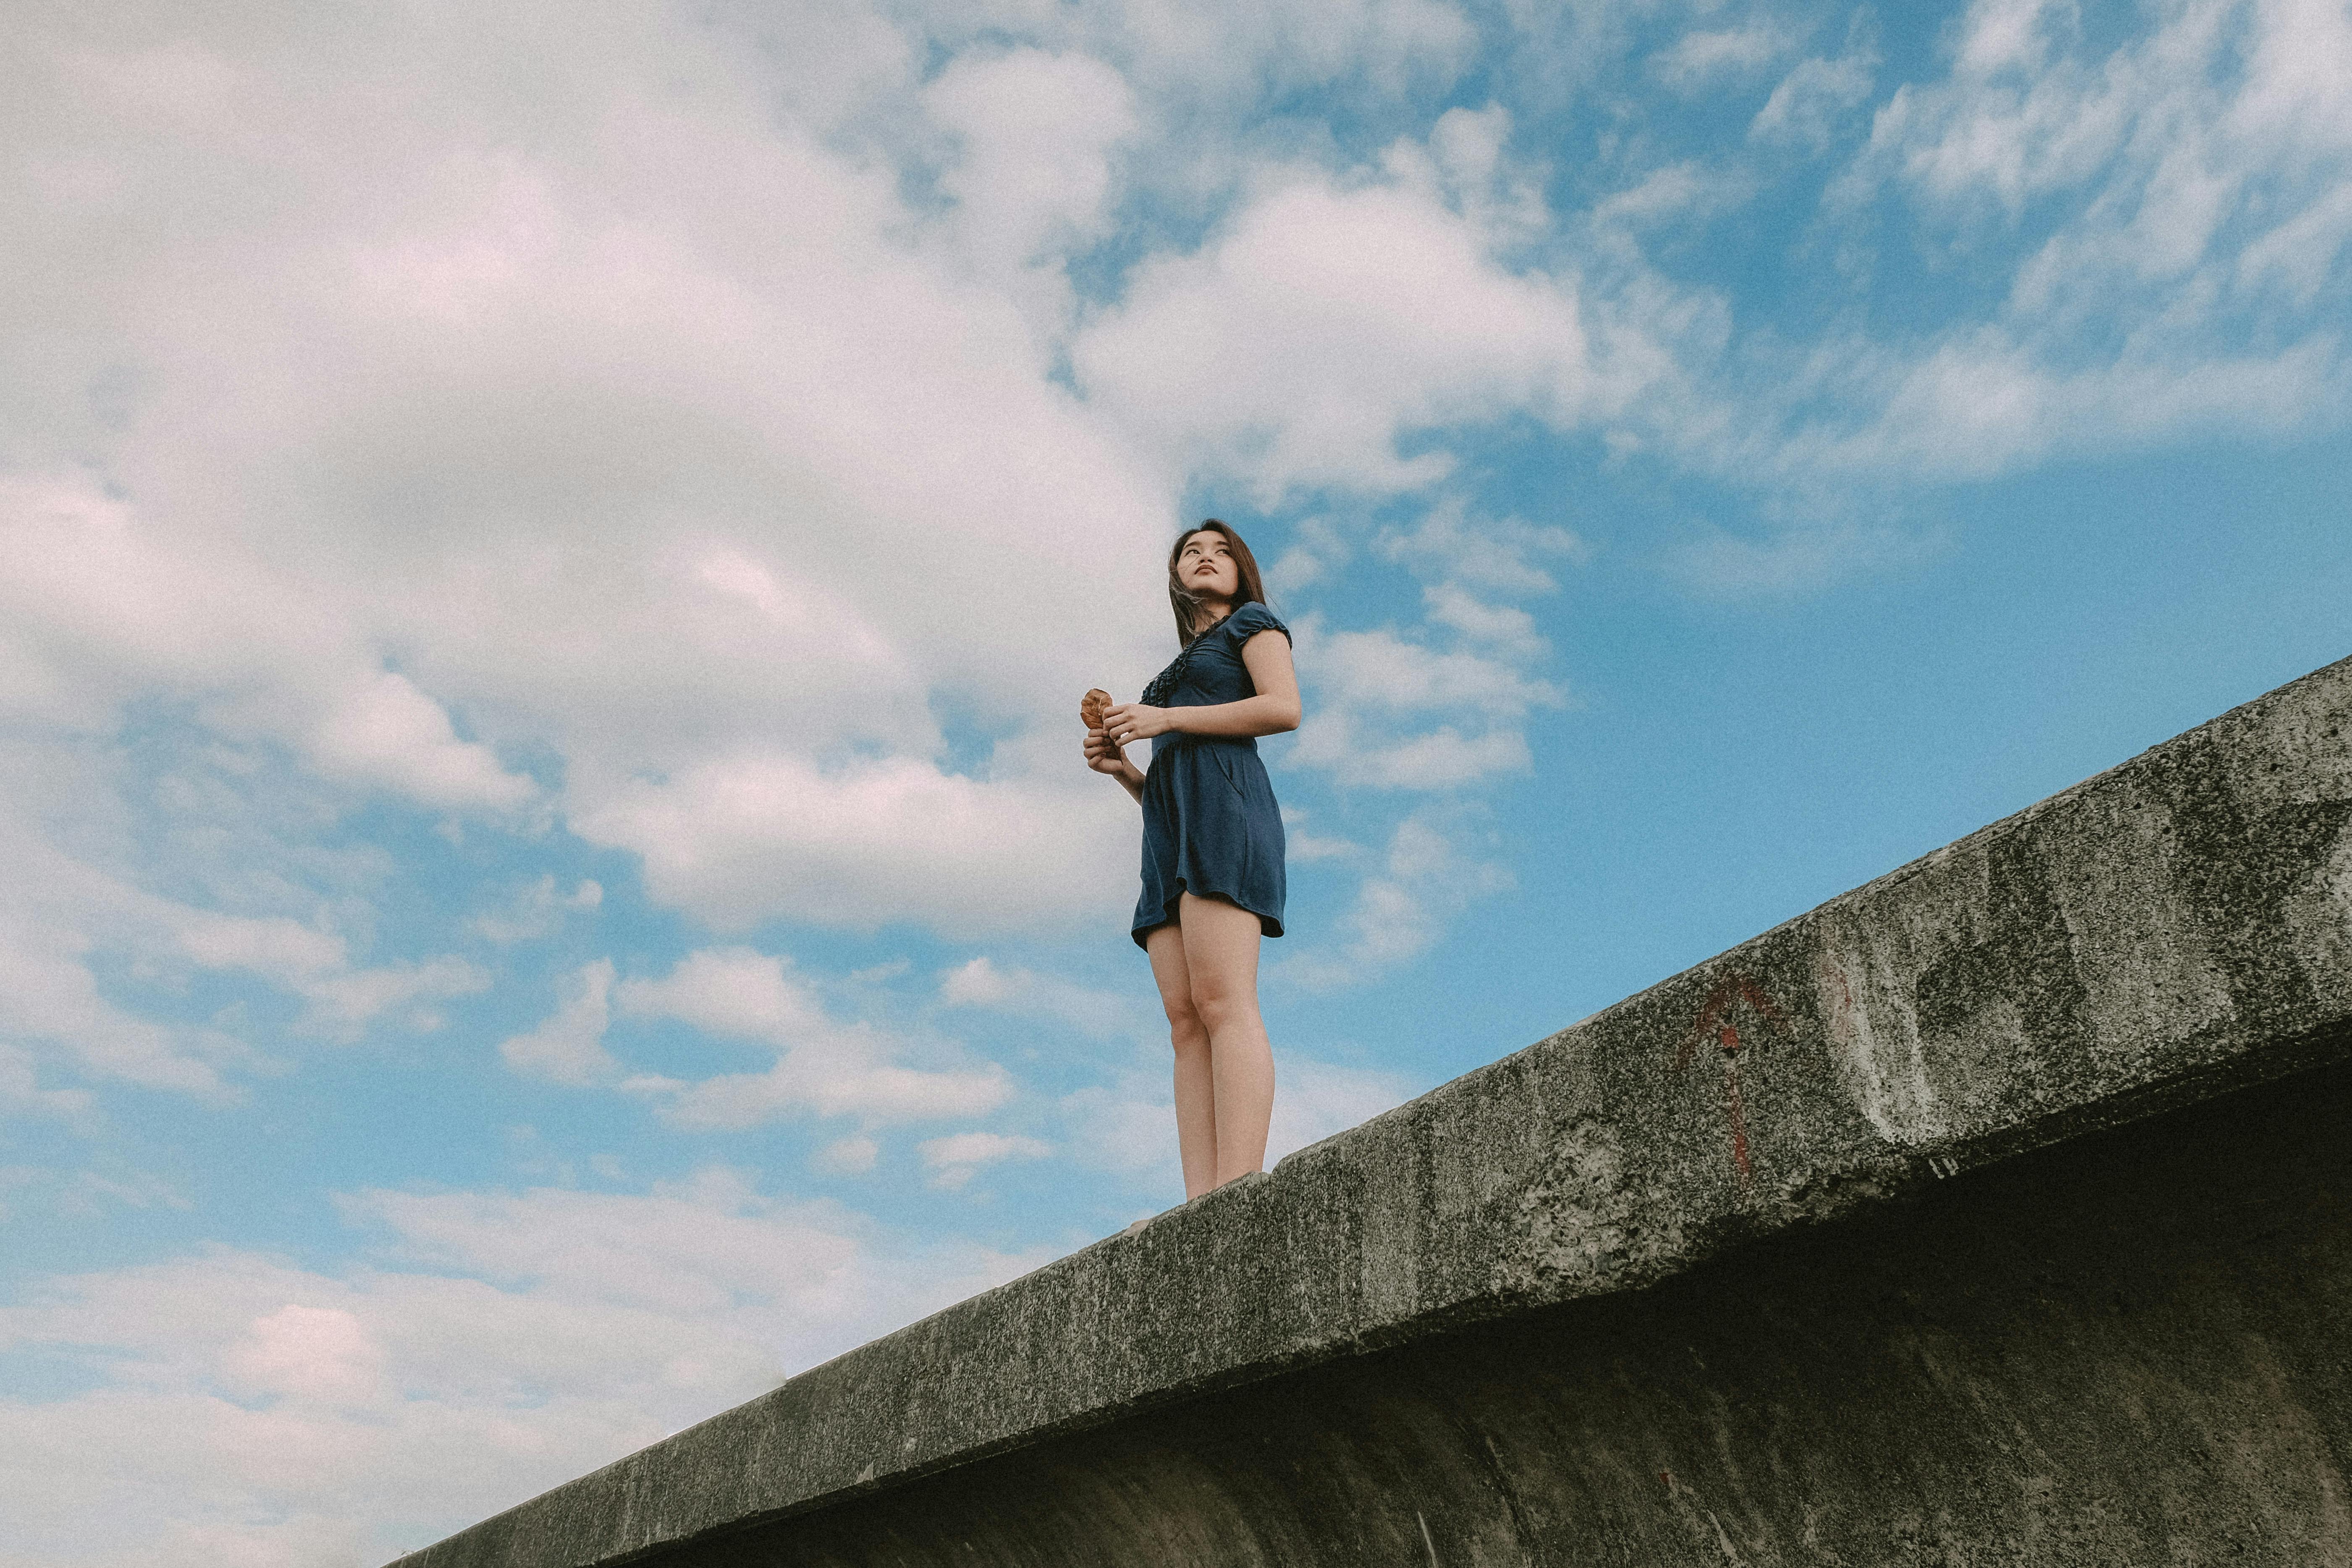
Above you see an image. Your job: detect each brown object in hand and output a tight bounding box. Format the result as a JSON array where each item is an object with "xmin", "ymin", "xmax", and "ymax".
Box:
[{"xmin": 1080, "ymin": 688, "xmax": 1113, "ymax": 736}]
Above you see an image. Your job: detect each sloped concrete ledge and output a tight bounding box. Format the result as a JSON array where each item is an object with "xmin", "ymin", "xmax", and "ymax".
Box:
[{"xmin": 400, "ymin": 655, "xmax": 2352, "ymax": 1568}]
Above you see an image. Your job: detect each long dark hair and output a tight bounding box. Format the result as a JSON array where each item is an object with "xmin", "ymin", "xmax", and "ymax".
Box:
[{"xmin": 1167, "ymin": 520, "xmax": 1269, "ymax": 645}]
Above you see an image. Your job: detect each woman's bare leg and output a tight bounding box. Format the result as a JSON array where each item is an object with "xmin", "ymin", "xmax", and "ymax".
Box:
[
  {"xmin": 1145, "ymin": 923, "xmax": 1218, "ymax": 1199},
  {"xmin": 1176, "ymin": 892, "xmax": 1276, "ymax": 1187}
]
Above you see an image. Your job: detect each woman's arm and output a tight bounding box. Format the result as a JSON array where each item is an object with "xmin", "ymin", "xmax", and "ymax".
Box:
[{"xmin": 1102, "ymin": 631, "xmax": 1301, "ymax": 745}]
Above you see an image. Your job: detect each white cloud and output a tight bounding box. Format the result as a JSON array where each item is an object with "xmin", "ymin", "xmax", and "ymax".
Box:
[
  {"xmin": 1655, "ymin": 22, "xmax": 1796, "ymax": 91},
  {"xmin": 618, "ymin": 947, "xmax": 826, "ymax": 1044},
  {"xmin": 309, "ymin": 670, "xmax": 539, "ymax": 812},
  {"xmin": 917, "ymin": 1130, "xmax": 1054, "ymax": 1188},
  {"xmin": 1378, "ymin": 501, "xmax": 1589, "ymax": 594},
  {"xmin": 574, "ymin": 749, "xmax": 1136, "ymax": 936},
  {"xmin": 1083, "ymin": 0, "xmax": 1476, "ymax": 102},
  {"xmin": 471, "ymin": 876, "xmax": 602, "ymax": 946},
  {"xmin": 1280, "ymin": 812, "xmax": 1509, "ymax": 990},
  {"xmin": 1286, "ymin": 615, "xmax": 1563, "ymax": 790},
  {"xmin": 923, "ymin": 46, "xmax": 1138, "ymax": 312},
  {"xmin": 0, "ymin": 759, "xmax": 486, "ymax": 1103},
  {"xmin": 0, "ymin": 1165, "xmax": 191, "ymax": 1222},
  {"xmin": 812, "ymin": 1135, "xmax": 880, "ymax": 1175},
  {"xmin": 1589, "ymin": 160, "xmax": 1758, "ymax": 230},
  {"xmin": 1, "ymin": 0, "xmax": 1185, "ymax": 965},
  {"xmin": 937, "ymin": 955, "xmax": 1021, "ymax": 1008},
  {"xmin": 1278, "ymin": 805, "xmax": 1358, "ymax": 863},
  {"xmin": 1266, "ymin": 514, "xmax": 1354, "ymax": 596},
  {"xmin": 0, "ymin": 1170, "xmax": 1046, "ymax": 1566},
  {"xmin": 613, "ymin": 947, "xmax": 1010, "ymax": 1128},
  {"xmin": 1757, "ymin": 0, "xmax": 2352, "ymax": 476},
  {"xmin": 936, "ymin": 955, "xmax": 1143, "ymax": 1040},
  {"xmin": 1266, "ymin": 1054, "xmax": 1421, "ymax": 1163},
  {"xmin": 1664, "ymin": 507, "xmax": 1946, "ymax": 597},
  {"xmin": 0, "ymin": 480, "xmax": 539, "ymax": 814},
  {"xmin": 498, "ymin": 960, "xmax": 619, "ymax": 1087},
  {"xmin": 1073, "ymin": 140, "xmax": 1631, "ymax": 499},
  {"xmin": 1266, "ymin": 502, "xmax": 1569, "ymax": 964},
  {"xmin": 1312, "ymin": 621, "xmax": 1555, "ymax": 714},
  {"xmin": 1751, "ymin": 39, "xmax": 1878, "ymax": 151}
]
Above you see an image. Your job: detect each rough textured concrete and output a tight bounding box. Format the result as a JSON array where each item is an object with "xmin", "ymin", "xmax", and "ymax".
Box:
[
  {"xmin": 399, "ymin": 656, "xmax": 2352, "ymax": 1568},
  {"xmin": 658, "ymin": 1053, "xmax": 2352, "ymax": 1565}
]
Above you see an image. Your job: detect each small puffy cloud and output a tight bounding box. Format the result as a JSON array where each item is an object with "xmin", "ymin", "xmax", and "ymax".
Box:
[
  {"xmin": 221, "ymin": 1304, "xmax": 390, "ymax": 1408},
  {"xmin": 614, "ymin": 948, "xmax": 1009, "ymax": 1128},
  {"xmin": 1654, "ymin": 22, "xmax": 1795, "ymax": 91},
  {"xmin": 1750, "ymin": 43, "xmax": 1878, "ymax": 151},
  {"xmin": 1314, "ymin": 626, "xmax": 1555, "ymax": 717},
  {"xmin": 308, "ymin": 671, "xmax": 538, "ymax": 812},
  {"xmin": 1288, "ymin": 619, "xmax": 1562, "ymax": 790},
  {"xmin": 1589, "ymin": 160, "xmax": 1757, "ymax": 230},
  {"xmin": 936, "ymin": 955, "xmax": 1139, "ymax": 1040},
  {"xmin": 1375, "ymin": 503, "xmax": 1588, "ymax": 596},
  {"xmin": 938, "ymin": 955, "xmax": 1019, "ymax": 1008},
  {"xmin": 1279, "ymin": 805, "xmax": 1358, "ymax": 863},
  {"xmin": 632, "ymin": 1058, "xmax": 1009, "ymax": 1130},
  {"xmin": 1280, "ymin": 501, "xmax": 1575, "ymax": 792},
  {"xmin": 1266, "ymin": 515, "xmax": 1353, "ymax": 597},
  {"xmin": 1664, "ymin": 509, "xmax": 1944, "ymax": 598},
  {"xmin": 1281, "ymin": 812, "xmax": 1509, "ymax": 990},
  {"xmin": 617, "ymin": 947, "xmax": 824, "ymax": 1045},
  {"xmin": 168, "ymin": 904, "xmax": 488, "ymax": 1042},
  {"xmin": 295, "ymin": 957, "xmax": 491, "ymax": 1041},
  {"xmin": 1266, "ymin": 1055, "xmax": 1422, "ymax": 1164},
  {"xmin": 812, "ymin": 1135, "xmax": 879, "ymax": 1175},
  {"xmin": 498, "ymin": 960, "xmax": 619, "ymax": 1087},
  {"xmin": 471, "ymin": 876, "xmax": 601, "ymax": 946},
  {"xmin": 917, "ymin": 1130, "xmax": 1053, "ymax": 1189}
]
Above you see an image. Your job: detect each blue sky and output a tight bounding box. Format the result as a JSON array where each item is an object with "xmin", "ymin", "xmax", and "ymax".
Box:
[{"xmin": 2, "ymin": 0, "xmax": 2348, "ymax": 1560}]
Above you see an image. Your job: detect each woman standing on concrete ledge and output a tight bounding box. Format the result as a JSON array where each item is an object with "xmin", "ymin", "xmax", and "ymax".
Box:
[{"xmin": 1084, "ymin": 522, "xmax": 1300, "ymax": 1200}]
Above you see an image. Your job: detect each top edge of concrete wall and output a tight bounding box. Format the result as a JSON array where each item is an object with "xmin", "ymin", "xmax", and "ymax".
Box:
[{"xmin": 401, "ymin": 655, "xmax": 2352, "ymax": 1568}]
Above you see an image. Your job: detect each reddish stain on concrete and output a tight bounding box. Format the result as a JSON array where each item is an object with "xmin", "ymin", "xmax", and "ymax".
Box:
[
  {"xmin": 1678, "ymin": 973, "xmax": 1790, "ymax": 1182},
  {"xmin": 1725, "ymin": 1060, "xmax": 1751, "ymax": 1180},
  {"xmin": 1677, "ymin": 973, "xmax": 1791, "ymax": 1070}
]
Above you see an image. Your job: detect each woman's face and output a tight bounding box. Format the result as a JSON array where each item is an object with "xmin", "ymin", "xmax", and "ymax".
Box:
[{"xmin": 1177, "ymin": 531, "xmax": 1240, "ymax": 601}]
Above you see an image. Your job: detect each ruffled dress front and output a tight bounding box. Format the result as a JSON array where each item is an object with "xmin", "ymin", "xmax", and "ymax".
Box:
[{"xmin": 1130, "ymin": 600, "xmax": 1291, "ymax": 949}]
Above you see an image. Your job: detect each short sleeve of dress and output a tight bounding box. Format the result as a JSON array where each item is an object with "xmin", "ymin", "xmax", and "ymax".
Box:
[{"xmin": 1226, "ymin": 601, "xmax": 1292, "ymax": 646}]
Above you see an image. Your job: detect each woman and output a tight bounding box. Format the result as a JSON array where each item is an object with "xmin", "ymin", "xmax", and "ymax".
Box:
[{"xmin": 1085, "ymin": 522, "xmax": 1300, "ymax": 1199}]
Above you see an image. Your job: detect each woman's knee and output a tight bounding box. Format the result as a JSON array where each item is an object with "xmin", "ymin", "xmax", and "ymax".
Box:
[
  {"xmin": 1162, "ymin": 1000, "xmax": 1209, "ymax": 1054},
  {"xmin": 1187, "ymin": 981, "xmax": 1257, "ymax": 1036}
]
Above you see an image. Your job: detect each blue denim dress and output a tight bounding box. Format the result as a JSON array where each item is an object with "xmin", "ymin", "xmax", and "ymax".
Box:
[{"xmin": 1130, "ymin": 601, "xmax": 1290, "ymax": 949}]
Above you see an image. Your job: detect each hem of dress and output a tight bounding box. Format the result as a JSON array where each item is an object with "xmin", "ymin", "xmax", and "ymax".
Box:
[{"xmin": 1130, "ymin": 881, "xmax": 1285, "ymax": 949}]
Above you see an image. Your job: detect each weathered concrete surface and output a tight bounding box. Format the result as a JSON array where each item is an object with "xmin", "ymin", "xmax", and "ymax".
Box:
[
  {"xmin": 658, "ymin": 1056, "xmax": 2352, "ymax": 1565},
  {"xmin": 400, "ymin": 656, "xmax": 2352, "ymax": 1568}
]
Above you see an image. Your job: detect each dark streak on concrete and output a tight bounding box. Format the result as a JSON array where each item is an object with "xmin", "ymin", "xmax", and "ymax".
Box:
[{"xmin": 397, "ymin": 655, "xmax": 2352, "ymax": 1568}]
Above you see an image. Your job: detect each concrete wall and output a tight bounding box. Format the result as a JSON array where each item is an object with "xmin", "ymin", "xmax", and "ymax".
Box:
[{"xmin": 399, "ymin": 655, "xmax": 2352, "ymax": 1568}]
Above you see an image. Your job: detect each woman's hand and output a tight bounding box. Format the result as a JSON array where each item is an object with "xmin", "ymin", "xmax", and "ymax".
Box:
[
  {"xmin": 1083, "ymin": 728, "xmax": 1145, "ymax": 800},
  {"xmin": 1082, "ymin": 728, "xmax": 1126, "ymax": 775},
  {"xmin": 1101, "ymin": 702, "xmax": 1179, "ymax": 747}
]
